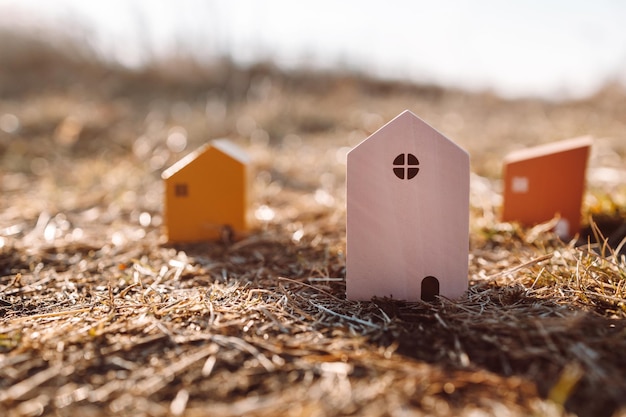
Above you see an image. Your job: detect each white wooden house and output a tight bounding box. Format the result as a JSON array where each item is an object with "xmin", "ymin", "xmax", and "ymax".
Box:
[{"xmin": 346, "ymin": 110, "xmax": 469, "ymax": 301}]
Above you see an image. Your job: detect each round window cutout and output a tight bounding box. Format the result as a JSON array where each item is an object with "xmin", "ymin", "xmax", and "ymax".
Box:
[{"xmin": 393, "ymin": 153, "xmax": 419, "ymax": 180}]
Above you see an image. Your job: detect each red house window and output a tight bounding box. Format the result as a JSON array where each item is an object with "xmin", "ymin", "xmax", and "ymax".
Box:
[{"xmin": 175, "ymin": 183, "xmax": 188, "ymax": 197}]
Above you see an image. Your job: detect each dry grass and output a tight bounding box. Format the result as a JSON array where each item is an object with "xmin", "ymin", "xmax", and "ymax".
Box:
[{"xmin": 2, "ymin": 28, "xmax": 626, "ymax": 417}]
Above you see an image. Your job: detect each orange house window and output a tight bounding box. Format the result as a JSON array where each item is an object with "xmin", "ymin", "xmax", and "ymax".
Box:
[{"xmin": 175, "ymin": 183, "xmax": 188, "ymax": 197}]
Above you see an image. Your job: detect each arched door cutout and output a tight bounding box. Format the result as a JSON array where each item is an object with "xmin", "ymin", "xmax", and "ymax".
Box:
[{"xmin": 421, "ymin": 276, "xmax": 440, "ymax": 302}]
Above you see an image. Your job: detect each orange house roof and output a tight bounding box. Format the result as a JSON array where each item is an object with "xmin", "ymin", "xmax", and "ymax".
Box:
[
  {"xmin": 501, "ymin": 136, "xmax": 592, "ymax": 238},
  {"xmin": 162, "ymin": 139, "xmax": 250, "ymax": 243}
]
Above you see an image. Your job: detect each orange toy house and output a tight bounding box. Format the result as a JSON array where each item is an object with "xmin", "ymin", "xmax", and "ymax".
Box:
[
  {"xmin": 501, "ymin": 136, "xmax": 592, "ymax": 239},
  {"xmin": 162, "ymin": 139, "xmax": 250, "ymax": 243}
]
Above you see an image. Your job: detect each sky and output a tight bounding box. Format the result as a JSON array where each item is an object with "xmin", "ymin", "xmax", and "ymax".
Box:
[{"xmin": 1, "ymin": 0, "xmax": 625, "ymax": 99}]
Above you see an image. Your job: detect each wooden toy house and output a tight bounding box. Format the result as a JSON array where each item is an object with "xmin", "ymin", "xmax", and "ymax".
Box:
[
  {"xmin": 346, "ymin": 110, "xmax": 470, "ymax": 302},
  {"xmin": 162, "ymin": 139, "xmax": 250, "ymax": 243},
  {"xmin": 501, "ymin": 136, "xmax": 592, "ymax": 239}
]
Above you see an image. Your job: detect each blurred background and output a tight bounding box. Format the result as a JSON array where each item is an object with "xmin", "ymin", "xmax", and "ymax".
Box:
[
  {"xmin": 1, "ymin": 0, "xmax": 625, "ymax": 248},
  {"xmin": 1, "ymin": 0, "xmax": 626, "ymax": 99}
]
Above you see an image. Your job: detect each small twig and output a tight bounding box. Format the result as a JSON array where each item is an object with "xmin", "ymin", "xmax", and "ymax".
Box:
[
  {"xmin": 309, "ymin": 301, "xmax": 380, "ymax": 329},
  {"xmin": 135, "ymin": 344, "xmax": 219, "ymax": 396},
  {"xmin": 1, "ymin": 275, "xmax": 53, "ymax": 296},
  {"xmin": 107, "ymin": 282, "xmax": 115, "ymax": 311},
  {"xmin": 483, "ymin": 253, "xmax": 554, "ymax": 281},
  {"xmin": 276, "ymin": 283, "xmax": 315, "ymax": 321},
  {"xmin": 434, "ymin": 313, "xmax": 449, "ymax": 329},
  {"xmin": 118, "ymin": 282, "xmax": 140, "ymax": 298},
  {"xmin": 0, "ymin": 364, "xmax": 63, "ymax": 402},
  {"xmin": 577, "ymin": 247, "xmax": 623, "ymax": 270},
  {"xmin": 211, "ymin": 334, "xmax": 275, "ymax": 371},
  {"xmin": 278, "ymin": 276, "xmax": 343, "ymax": 302},
  {"xmin": 584, "ymin": 291, "xmax": 626, "ymax": 303},
  {"xmin": 257, "ymin": 306, "xmax": 290, "ymax": 333},
  {"xmin": 7, "ymin": 307, "xmax": 91, "ymax": 322},
  {"xmin": 308, "ymin": 277, "xmax": 344, "ymax": 282}
]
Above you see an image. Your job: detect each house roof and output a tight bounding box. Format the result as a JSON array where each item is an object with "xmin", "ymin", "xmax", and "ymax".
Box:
[
  {"xmin": 504, "ymin": 136, "xmax": 592, "ymax": 164},
  {"xmin": 161, "ymin": 139, "xmax": 250, "ymax": 180},
  {"xmin": 211, "ymin": 139, "xmax": 250, "ymax": 165},
  {"xmin": 349, "ymin": 109, "xmax": 467, "ymax": 157}
]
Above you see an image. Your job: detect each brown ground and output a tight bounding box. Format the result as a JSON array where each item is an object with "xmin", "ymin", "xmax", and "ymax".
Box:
[{"xmin": 1, "ymin": 29, "xmax": 626, "ymax": 417}]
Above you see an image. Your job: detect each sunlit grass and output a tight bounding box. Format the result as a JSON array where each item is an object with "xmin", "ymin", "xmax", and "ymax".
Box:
[{"xmin": 1, "ymin": 27, "xmax": 626, "ymax": 417}]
